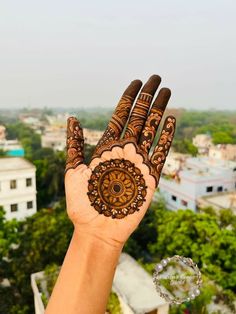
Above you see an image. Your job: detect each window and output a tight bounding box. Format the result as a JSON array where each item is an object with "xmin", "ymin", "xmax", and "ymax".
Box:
[
  {"xmin": 10, "ymin": 180, "xmax": 17, "ymax": 189},
  {"xmin": 171, "ymin": 195, "xmax": 177, "ymax": 201},
  {"xmin": 10, "ymin": 204, "xmax": 18, "ymax": 212},
  {"xmin": 26, "ymin": 178, "xmax": 32, "ymax": 187},
  {"xmin": 206, "ymin": 186, "xmax": 213, "ymax": 192},
  {"xmin": 181, "ymin": 199, "xmax": 188, "ymax": 207},
  {"xmin": 217, "ymin": 186, "xmax": 223, "ymax": 192},
  {"xmin": 27, "ymin": 201, "xmax": 33, "ymax": 209}
]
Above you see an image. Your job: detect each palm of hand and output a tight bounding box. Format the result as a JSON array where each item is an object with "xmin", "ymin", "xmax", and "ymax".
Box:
[
  {"xmin": 65, "ymin": 142, "xmax": 156, "ymax": 244},
  {"xmin": 65, "ymin": 75, "xmax": 176, "ymax": 245}
]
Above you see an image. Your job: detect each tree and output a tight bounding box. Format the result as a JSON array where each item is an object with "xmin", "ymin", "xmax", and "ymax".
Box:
[
  {"xmin": 149, "ymin": 207, "xmax": 236, "ymax": 293},
  {"xmin": 172, "ymin": 139, "xmax": 198, "ymax": 156},
  {"xmin": 1, "ymin": 200, "xmax": 73, "ymax": 314}
]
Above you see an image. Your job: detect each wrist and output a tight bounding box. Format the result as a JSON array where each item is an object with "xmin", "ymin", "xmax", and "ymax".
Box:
[{"xmin": 73, "ymin": 227, "xmax": 124, "ymax": 253}]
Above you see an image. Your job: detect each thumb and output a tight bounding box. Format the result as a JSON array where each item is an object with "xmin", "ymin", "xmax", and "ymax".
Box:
[{"xmin": 65, "ymin": 116, "xmax": 84, "ymax": 173}]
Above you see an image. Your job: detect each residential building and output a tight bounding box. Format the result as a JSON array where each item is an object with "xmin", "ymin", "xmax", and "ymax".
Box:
[
  {"xmin": 162, "ymin": 151, "xmax": 189, "ymax": 176},
  {"xmin": 192, "ymin": 134, "xmax": 213, "ymax": 155},
  {"xmin": 41, "ymin": 130, "xmax": 66, "ymax": 151},
  {"xmin": 46, "ymin": 113, "xmax": 70, "ymax": 129},
  {"xmin": 159, "ymin": 157, "xmax": 236, "ymax": 211},
  {"xmin": 31, "ymin": 253, "xmax": 169, "ymax": 314},
  {"xmin": 0, "ymin": 157, "xmax": 37, "ymax": 220},
  {"xmin": 198, "ymin": 191, "xmax": 236, "ymax": 214},
  {"xmin": 209, "ymin": 144, "xmax": 236, "ymax": 161},
  {"xmin": 83, "ymin": 128, "xmax": 104, "ymax": 146},
  {"xmin": 0, "ymin": 125, "xmax": 6, "ymax": 140},
  {"xmin": 0, "ymin": 139, "xmax": 24, "ymax": 157},
  {"xmin": 41, "ymin": 127, "xmax": 104, "ymax": 151}
]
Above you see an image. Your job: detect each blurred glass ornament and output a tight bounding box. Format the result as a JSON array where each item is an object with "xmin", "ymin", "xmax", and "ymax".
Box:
[{"xmin": 153, "ymin": 255, "xmax": 202, "ymax": 304}]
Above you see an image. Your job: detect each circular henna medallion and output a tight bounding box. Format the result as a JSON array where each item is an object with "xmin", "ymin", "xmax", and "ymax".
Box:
[{"xmin": 87, "ymin": 159, "xmax": 147, "ymax": 219}]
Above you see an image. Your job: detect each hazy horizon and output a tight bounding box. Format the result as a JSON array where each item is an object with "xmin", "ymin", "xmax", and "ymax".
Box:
[{"xmin": 0, "ymin": 0, "xmax": 235, "ymax": 110}]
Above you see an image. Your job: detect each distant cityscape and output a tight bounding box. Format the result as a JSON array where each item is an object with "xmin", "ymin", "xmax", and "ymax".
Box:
[{"xmin": 0, "ymin": 110, "xmax": 236, "ymax": 221}]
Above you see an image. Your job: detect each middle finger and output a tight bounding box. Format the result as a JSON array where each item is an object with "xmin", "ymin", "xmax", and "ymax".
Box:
[{"xmin": 123, "ymin": 75, "xmax": 161, "ymax": 141}]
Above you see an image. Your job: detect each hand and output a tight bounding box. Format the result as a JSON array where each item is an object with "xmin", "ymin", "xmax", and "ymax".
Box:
[{"xmin": 65, "ymin": 75, "xmax": 176, "ymax": 248}]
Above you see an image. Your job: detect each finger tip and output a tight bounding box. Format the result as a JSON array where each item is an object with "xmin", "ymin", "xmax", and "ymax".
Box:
[
  {"xmin": 160, "ymin": 87, "xmax": 171, "ymax": 97},
  {"xmin": 124, "ymin": 79, "xmax": 143, "ymax": 98},
  {"xmin": 142, "ymin": 74, "xmax": 162, "ymax": 94},
  {"xmin": 131, "ymin": 79, "xmax": 142, "ymax": 86},
  {"xmin": 149, "ymin": 74, "xmax": 162, "ymax": 83}
]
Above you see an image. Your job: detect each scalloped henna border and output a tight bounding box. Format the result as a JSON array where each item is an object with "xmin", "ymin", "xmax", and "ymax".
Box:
[{"xmin": 91, "ymin": 138, "xmax": 159, "ymax": 186}]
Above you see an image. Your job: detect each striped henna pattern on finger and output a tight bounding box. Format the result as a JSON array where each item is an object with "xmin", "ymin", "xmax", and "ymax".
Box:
[{"xmin": 124, "ymin": 92, "xmax": 153, "ymax": 139}]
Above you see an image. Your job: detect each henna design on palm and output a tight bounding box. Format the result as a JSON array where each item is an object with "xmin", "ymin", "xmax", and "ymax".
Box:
[
  {"xmin": 65, "ymin": 75, "xmax": 176, "ymax": 222},
  {"xmin": 87, "ymin": 159, "xmax": 147, "ymax": 219}
]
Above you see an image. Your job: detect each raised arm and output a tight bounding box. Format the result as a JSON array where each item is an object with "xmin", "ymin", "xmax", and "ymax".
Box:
[{"xmin": 46, "ymin": 75, "xmax": 176, "ymax": 314}]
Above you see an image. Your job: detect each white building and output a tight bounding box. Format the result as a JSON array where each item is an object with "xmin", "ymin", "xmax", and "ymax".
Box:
[
  {"xmin": 83, "ymin": 128, "xmax": 104, "ymax": 146},
  {"xmin": 162, "ymin": 151, "xmax": 189, "ymax": 176},
  {"xmin": 209, "ymin": 144, "xmax": 236, "ymax": 161},
  {"xmin": 159, "ymin": 157, "xmax": 236, "ymax": 211},
  {"xmin": 41, "ymin": 131, "xmax": 66, "ymax": 151},
  {"xmin": 0, "ymin": 157, "xmax": 37, "ymax": 220},
  {"xmin": 0, "ymin": 139, "xmax": 24, "ymax": 157},
  {"xmin": 41, "ymin": 127, "xmax": 104, "ymax": 151},
  {"xmin": 198, "ymin": 191, "xmax": 236, "ymax": 214},
  {"xmin": 192, "ymin": 134, "xmax": 213, "ymax": 155}
]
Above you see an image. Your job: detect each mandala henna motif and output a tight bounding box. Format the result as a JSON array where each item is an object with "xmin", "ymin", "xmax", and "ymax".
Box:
[
  {"xmin": 65, "ymin": 117, "xmax": 84, "ymax": 172},
  {"xmin": 87, "ymin": 159, "xmax": 147, "ymax": 219}
]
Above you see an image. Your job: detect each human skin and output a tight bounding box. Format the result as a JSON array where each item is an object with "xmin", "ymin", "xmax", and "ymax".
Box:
[{"xmin": 45, "ymin": 75, "xmax": 176, "ymax": 314}]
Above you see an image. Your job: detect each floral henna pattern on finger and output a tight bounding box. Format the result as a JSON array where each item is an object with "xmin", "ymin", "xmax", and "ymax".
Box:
[
  {"xmin": 87, "ymin": 159, "xmax": 147, "ymax": 219},
  {"xmin": 139, "ymin": 109, "xmax": 163, "ymax": 152},
  {"xmin": 65, "ymin": 117, "xmax": 84, "ymax": 172},
  {"xmin": 150, "ymin": 116, "xmax": 176, "ymax": 176}
]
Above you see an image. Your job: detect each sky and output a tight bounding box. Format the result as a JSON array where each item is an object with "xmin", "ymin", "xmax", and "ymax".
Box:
[{"xmin": 0, "ymin": 0, "xmax": 235, "ymax": 110}]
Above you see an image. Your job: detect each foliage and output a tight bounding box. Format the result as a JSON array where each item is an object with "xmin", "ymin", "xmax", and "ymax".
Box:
[
  {"xmin": 124, "ymin": 199, "xmax": 166, "ymax": 262},
  {"xmin": 76, "ymin": 110, "xmax": 111, "ymax": 131},
  {"xmin": 173, "ymin": 110, "xmax": 236, "ymax": 145},
  {"xmin": 106, "ymin": 292, "xmax": 122, "ymax": 314},
  {"xmin": 126, "ymin": 202, "xmax": 236, "ymax": 311},
  {"xmin": 34, "ymin": 151, "xmax": 66, "ymax": 208},
  {"xmin": 0, "ymin": 200, "xmax": 73, "ymax": 313},
  {"xmin": 172, "ymin": 139, "xmax": 198, "ymax": 156},
  {"xmin": 169, "ymin": 276, "xmax": 217, "ymax": 314},
  {"xmin": 0, "ymin": 149, "xmax": 7, "ymax": 156}
]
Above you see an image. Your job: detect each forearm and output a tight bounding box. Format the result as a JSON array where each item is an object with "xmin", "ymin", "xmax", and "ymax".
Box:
[{"xmin": 45, "ymin": 229, "xmax": 122, "ymax": 314}]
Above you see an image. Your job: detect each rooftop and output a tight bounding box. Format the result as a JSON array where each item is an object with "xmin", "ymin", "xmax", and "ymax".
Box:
[
  {"xmin": 199, "ymin": 192, "xmax": 236, "ymax": 214},
  {"xmin": 112, "ymin": 253, "xmax": 168, "ymax": 313},
  {"xmin": 0, "ymin": 157, "xmax": 35, "ymax": 171}
]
